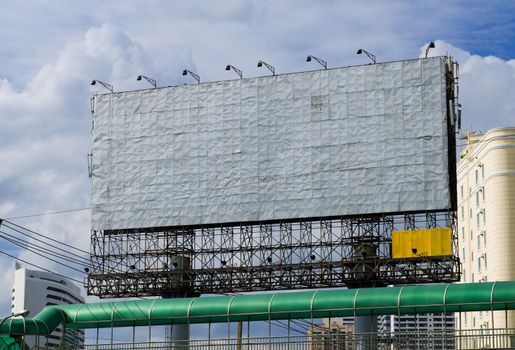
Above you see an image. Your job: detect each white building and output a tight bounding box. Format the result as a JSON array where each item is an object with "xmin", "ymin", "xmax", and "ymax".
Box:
[
  {"xmin": 456, "ymin": 127, "xmax": 515, "ymax": 346},
  {"xmin": 378, "ymin": 313, "xmax": 455, "ymax": 349},
  {"xmin": 11, "ymin": 263, "xmax": 85, "ymax": 349}
]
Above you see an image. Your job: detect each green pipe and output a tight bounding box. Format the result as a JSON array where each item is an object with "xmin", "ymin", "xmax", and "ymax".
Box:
[{"xmin": 1, "ymin": 281, "xmax": 514, "ymax": 336}]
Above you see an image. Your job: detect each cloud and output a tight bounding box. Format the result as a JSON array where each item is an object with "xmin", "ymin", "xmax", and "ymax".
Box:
[
  {"xmin": 423, "ymin": 40, "xmax": 515, "ymax": 131},
  {"xmin": 0, "ymin": 10, "xmax": 514, "ymax": 326},
  {"xmin": 0, "ymin": 257, "xmax": 14, "ymax": 312},
  {"xmin": 0, "ymin": 23, "xmax": 194, "ymax": 315}
]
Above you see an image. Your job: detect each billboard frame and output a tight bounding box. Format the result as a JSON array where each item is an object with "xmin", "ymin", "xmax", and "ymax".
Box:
[{"xmin": 87, "ymin": 57, "xmax": 461, "ymax": 298}]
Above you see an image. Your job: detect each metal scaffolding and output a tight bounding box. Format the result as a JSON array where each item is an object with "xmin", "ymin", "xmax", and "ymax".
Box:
[{"xmin": 87, "ymin": 210, "xmax": 460, "ymax": 298}]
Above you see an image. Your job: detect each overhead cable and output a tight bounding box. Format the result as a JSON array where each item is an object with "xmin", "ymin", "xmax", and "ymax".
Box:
[{"xmin": 0, "ymin": 250, "xmax": 83, "ymax": 284}]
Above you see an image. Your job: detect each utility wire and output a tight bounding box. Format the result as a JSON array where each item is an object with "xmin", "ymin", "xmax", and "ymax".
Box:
[
  {"xmin": 269, "ymin": 320, "xmax": 305, "ymax": 335},
  {"xmin": 0, "ymin": 232, "xmax": 85, "ymax": 274},
  {"xmin": 2, "ymin": 220, "xmax": 90, "ymax": 256},
  {"xmin": 0, "ymin": 224, "xmax": 90, "ymax": 266},
  {"xmin": 0, "ymin": 250, "xmax": 83, "ymax": 284},
  {"xmin": 217, "ymin": 291, "xmax": 313, "ymax": 335},
  {"xmin": 0, "ymin": 230, "xmax": 88, "ymax": 269},
  {"xmin": 0, "ymin": 221, "xmax": 89, "ymax": 263},
  {"xmin": 5, "ymin": 207, "xmax": 91, "ymax": 220},
  {"xmin": 1, "ymin": 220, "xmax": 136, "ymax": 272}
]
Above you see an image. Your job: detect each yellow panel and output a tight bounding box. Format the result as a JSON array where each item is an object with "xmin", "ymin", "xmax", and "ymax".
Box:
[{"xmin": 392, "ymin": 228, "xmax": 452, "ymax": 259}]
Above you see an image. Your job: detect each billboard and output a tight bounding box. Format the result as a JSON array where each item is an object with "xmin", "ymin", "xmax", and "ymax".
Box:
[{"xmin": 91, "ymin": 57, "xmax": 452, "ymax": 231}]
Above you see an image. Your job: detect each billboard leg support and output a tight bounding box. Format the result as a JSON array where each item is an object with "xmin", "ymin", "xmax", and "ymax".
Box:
[
  {"xmin": 163, "ymin": 255, "xmax": 195, "ymax": 350},
  {"xmin": 169, "ymin": 323, "xmax": 189, "ymax": 350},
  {"xmin": 355, "ymin": 315, "xmax": 377, "ymax": 350}
]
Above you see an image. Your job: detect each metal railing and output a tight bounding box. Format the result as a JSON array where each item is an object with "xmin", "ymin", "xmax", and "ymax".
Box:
[{"xmin": 80, "ymin": 328, "xmax": 515, "ymax": 350}]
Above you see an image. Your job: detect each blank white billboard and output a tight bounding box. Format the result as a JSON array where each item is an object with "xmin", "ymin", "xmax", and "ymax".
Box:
[{"xmin": 91, "ymin": 57, "xmax": 451, "ymax": 231}]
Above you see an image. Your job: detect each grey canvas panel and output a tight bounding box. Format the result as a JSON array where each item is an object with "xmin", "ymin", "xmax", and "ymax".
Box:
[{"xmin": 91, "ymin": 57, "xmax": 450, "ymax": 230}]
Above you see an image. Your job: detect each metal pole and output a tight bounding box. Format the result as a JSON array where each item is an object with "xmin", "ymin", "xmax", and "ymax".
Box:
[
  {"xmin": 236, "ymin": 320, "xmax": 243, "ymax": 350},
  {"xmin": 269, "ymin": 314, "xmax": 272, "ymax": 348},
  {"xmin": 505, "ymin": 308, "xmax": 508, "ymax": 348},
  {"xmin": 247, "ymin": 318, "xmax": 250, "ymax": 346},
  {"xmin": 443, "ymin": 312, "xmax": 446, "ymax": 350},
  {"xmin": 288, "ymin": 318, "xmax": 291, "ymax": 350},
  {"xmin": 208, "ymin": 320, "xmax": 211, "ymax": 348},
  {"xmin": 491, "ymin": 305, "xmax": 495, "ymax": 349},
  {"xmin": 458, "ymin": 309, "xmax": 462, "ymax": 350},
  {"xmin": 132, "ymin": 324, "xmax": 136, "ymax": 350},
  {"xmin": 328, "ymin": 315, "xmax": 332, "ymax": 350}
]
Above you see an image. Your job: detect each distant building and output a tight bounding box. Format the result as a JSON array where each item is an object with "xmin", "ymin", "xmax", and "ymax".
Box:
[
  {"xmin": 378, "ymin": 313, "xmax": 455, "ymax": 350},
  {"xmin": 456, "ymin": 127, "xmax": 515, "ymax": 347},
  {"xmin": 11, "ymin": 263, "xmax": 85, "ymax": 349},
  {"xmin": 307, "ymin": 318, "xmax": 355, "ymax": 350}
]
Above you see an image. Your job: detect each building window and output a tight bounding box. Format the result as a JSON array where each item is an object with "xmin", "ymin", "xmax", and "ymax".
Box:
[
  {"xmin": 483, "ymin": 231, "xmax": 487, "ymax": 245},
  {"xmin": 483, "ymin": 209, "xmax": 486, "ymax": 224},
  {"xmin": 476, "ymin": 192, "xmax": 479, "ymax": 207},
  {"xmin": 460, "ymin": 185, "xmax": 463, "ymax": 199},
  {"xmin": 481, "ymin": 165, "xmax": 485, "ymax": 179},
  {"xmin": 471, "ymin": 251, "xmax": 474, "ymax": 262},
  {"xmin": 482, "ymin": 187, "xmax": 485, "ymax": 202},
  {"xmin": 472, "ymin": 273, "xmax": 475, "ymax": 283},
  {"xmin": 462, "ymin": 248, "xmax": 466, "ymax": 261},
  {"xmin": 461, "ymin": 227, "xmax": 465, "ymax": 241},
  {"xmin": 475, "ymin": 169, "xmax": 478, "ymax": 185},
  {"xmin": 478, "ymin": 257, "xmax": 481, "ymax": 270},
  {"xmin": 470, "ymin": 230, "xmax": 473, "ymax": 240},
  {"xmin": 484, "ymin": 254, "xmax": 487, "ymax": 268},
  {"xmin": 477, "ymin": 235, "xmax": 480, "ymax": 250},
  {"xmin": 476, "ymin": 213, "xmax": 480, "ymax": 227},
  {"xmin": 470, "ymin": 208, "xmax": 472, "ymax": 218},
  {"xmin": 463, "ymin": 269, "xmax": 466, "ymax": 282},
  {"xmin": 461, "ymin": 206, "xmax": 464, "ymax": 220}
]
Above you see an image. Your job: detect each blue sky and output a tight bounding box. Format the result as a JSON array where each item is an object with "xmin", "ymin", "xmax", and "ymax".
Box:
[{"xmin": 0, "ymin": 0, "xmax": 514, "ymax": 335}]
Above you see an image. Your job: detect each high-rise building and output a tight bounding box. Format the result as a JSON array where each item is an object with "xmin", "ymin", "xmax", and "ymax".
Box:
[
  {"xmin": 11, "ymin": 263, "xmax": 85, "ymax": 349},
  {"xmin": 378, "ymin": 313, "xmax": 455, "ymax": 349},
  {"xmin": 307, "ymin": 318, "xmax": 355, "ymax": 350},
  {"xmin": 456, "ymin": 127, "xmax": 515, "ymax": 332}
]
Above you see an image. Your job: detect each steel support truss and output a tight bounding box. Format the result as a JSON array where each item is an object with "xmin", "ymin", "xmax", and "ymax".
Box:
[{"xmin": 87, "ymin": 210, "xmax": 460, "ymax": 298}]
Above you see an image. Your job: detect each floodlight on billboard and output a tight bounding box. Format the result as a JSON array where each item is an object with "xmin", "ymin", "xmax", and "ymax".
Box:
[{"xmin": 90, "ymin": 57, "xmax": 454, "ymax": 232}]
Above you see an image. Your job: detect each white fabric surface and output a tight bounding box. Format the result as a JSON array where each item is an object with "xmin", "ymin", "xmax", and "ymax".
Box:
[{"xmin": 91, "ymin": 57, "xmax": 450, "ymax": 230}]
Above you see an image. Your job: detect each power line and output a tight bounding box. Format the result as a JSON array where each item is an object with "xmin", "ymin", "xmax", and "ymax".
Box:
[
  {"xmin": 4, "ymin": 207, "xmax": 91, "ymax": 220},
  {"xmin": 0, "ymin": 224, "xmax": 90, "ymax": 266},
  {"xmin": 216, "ymin": 291, "xmax": 313, "ymax": 335},
  {"xmin": 0, "ymin": 221, "xmax": 89, "ymax": 263},
  {"xmin": 0, "ymin": 230, "xmax": 89, "ymax": 268},
  {"xmin": 0, "ymin": 249, "xmax": 83, "ymax": 284},
  {"xmin": 0, "ymin": 231, "xmax": 85, "ymax": 274},
  {"xmin": 0, "ymin": 220, "xmax": 137, "ymax": 273},
  {"xmin": 2, "ymin": 220, "xmax": 90, "ymax": 256},
  {"xmin": 0, "ymin": 228, "xmax": 88, "ymax": 266}
]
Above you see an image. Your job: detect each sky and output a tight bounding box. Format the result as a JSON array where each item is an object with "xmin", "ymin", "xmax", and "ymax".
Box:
[{"xmin": 0, "ymin": 0, "xmax": 514, "ymax": 339}]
